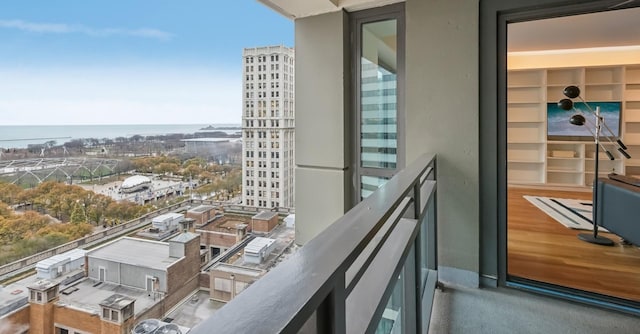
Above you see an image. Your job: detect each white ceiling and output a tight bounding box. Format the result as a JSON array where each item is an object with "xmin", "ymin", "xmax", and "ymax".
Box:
[
  {"xmin": 508, "ymin": 6, "xmax": 640, "ymax": 52},
  {"xmin": 258, "ymin": 0, "xmax": 402, "ymax": 19},
  {"xmin": 258, "ymin": 0, "xmax": 640, "ymax": 52}
]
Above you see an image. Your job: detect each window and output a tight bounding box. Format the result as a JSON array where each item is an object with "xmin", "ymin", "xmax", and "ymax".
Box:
[
  {"xmin": 214, "ymin": 277, "xmax": 231, "ymax": 292},
  {"xmin": 352, "ymin": 4, "xmax": 405, "ymax": 201}
]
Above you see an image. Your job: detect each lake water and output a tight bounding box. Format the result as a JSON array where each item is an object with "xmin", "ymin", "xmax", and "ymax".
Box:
[{"xmin": 0, "ymin": 124, "xmax": 241, "ymax": 149}]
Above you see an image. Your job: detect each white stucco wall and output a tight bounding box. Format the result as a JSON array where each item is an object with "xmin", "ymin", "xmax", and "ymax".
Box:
[
  {"xmin": 294, "ymin": 0, "xmax": 480, "ymax": 284},
  {"xmin": 405, "ymin": 0, "xmax": 480, "ymax": 283},
  {"xmin": 295, "ymin": 10, "xmax": 351, "ymax": 245}
]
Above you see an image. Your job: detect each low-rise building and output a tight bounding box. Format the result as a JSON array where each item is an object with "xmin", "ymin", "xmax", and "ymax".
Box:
[
  {"xmin": 186, "ymin": 205, "xmax": 219, "ymax": 227},
  {"xmin": 208, "ymin": 263, "xmax": 264, "ymax": 303},
  {"xmin": 196, "ymin": 215, "xmax": 250, "ymax": 259},
  {"xmin": 251, "ymin": 211, "xmax": 279, "ymax": 234},
  {"xmin": 2, "ymin": 232, "xmax": 202, "ymax": 334}
]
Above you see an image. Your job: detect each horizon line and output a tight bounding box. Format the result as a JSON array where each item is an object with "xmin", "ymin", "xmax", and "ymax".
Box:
[{"xmin": 0, "ymin": 123, "xmax": 242, "ymax": 126}]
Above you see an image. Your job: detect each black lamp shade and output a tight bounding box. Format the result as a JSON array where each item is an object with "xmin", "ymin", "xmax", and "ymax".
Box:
[
  {"xmin": 558, "ymin": 98, "xmax": 574, "ymax": 111},
  {"xmin": 570, "ymin": 114, "xmax": 586, "ymax": 126},
  {"xmin": 563, "ymin": 85, "xmax": 581, "ymax": 98}
]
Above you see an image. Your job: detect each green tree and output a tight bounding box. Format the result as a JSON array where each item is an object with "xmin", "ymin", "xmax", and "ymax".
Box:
[{"xmin": 70, "ymin": 201, "xmax": 86, "ymax": 224}]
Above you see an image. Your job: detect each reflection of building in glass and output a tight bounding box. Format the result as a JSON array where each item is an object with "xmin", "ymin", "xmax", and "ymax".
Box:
[
  {"xmin": 360, "ymin": 58, "xmax": 397, "ymax": 170},
  {"xmin": 360, "ymin": 57, "xmax": 397, "ymax": 199},
  {"xmin": 241, "ymin": 45, "xmax": 295, "ymax": 209}
]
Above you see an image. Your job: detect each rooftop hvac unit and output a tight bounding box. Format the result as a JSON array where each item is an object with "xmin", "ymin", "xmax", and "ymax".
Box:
[
  {"xmin": 132, "ymin": 319, "xmax": 160, "ymax": 334},
  {"xmin": 156, "ymin": 323, "xmax": 182, "ymax": 334}
]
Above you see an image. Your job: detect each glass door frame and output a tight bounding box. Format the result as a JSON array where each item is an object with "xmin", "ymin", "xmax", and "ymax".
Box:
[
  {"xmin": 484, "ymin": 0, "xmax": 640, "ymax": 313},
  {"xmin": 350, "ymin": 3, "xmax": 406, "ymax": 204}
]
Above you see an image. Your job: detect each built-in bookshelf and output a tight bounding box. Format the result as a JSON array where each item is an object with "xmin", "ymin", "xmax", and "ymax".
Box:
[{"xmin": 507, "ymin": 64, "xmax": 640, "ymax": 187}]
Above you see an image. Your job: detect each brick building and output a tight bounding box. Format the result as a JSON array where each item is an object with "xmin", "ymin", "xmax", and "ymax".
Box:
[
  {"xmin": 196, "ymin": 214, "xmax": 250, "ymax": 259},
  {"xmin": 1, "ymin": 233, "xmax": 202, "ymax": 334},
  {"xmin": 185, "ymin": 205, "xmax": 219, "ymax": 227},
  {"xmin": 209, "ymin": 263, "xmax": 264, "ymax": 303},
  {"xmin": 250, "ymin": 211, "xmax": 279, "ymax": 234}
]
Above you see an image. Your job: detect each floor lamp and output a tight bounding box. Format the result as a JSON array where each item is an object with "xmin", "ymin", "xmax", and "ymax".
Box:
[{"xmin": 558, "ymin": 85, "xmax": 631, "ymax": 246}]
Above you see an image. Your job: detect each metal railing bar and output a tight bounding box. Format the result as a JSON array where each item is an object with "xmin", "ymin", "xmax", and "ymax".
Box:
[
  {"xmin": 420, "ymin": 166, "xmax": 433, "ymax": 185},
  {"xmin": 418, "ymin": 181, "xmax": 437, "ymax": 222},
  {"xmin": 334, "ymin": 155, "xmax": 436, "ymax": 274},
  {"xmin": 414, "ymin": 179, "xmax": 422, "ymax": 220},
  {"xmin": 420, "ymin": 269, "xmax": 439, "ymax": 334},
  {"xmin": 345, "ymin": 196, "xmax": 412, "ymax": 294},
  {"xmin": 426, "ymin": 195, "xmax": 438, "ymax": 271},
  {"xmin": 345, "ymin": 218, "xmax": 420, "ymax": 334},
  {"xmin": 301, "ymin": 271, "xmax": 346, "ymax": 334},
  {"xmin": 190, "ymin": 154, "xmax": 436, "ymax": 334}
]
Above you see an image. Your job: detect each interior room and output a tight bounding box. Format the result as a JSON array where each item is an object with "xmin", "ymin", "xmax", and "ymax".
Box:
[{"xmin": 507, "ymin": 7, "xmax": 640, "ymax": 304}]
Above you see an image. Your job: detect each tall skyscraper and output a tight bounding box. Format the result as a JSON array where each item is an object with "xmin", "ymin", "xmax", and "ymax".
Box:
[{"xmin": 242, "ymin": 45, "xmax": 295, "ymax": 209}]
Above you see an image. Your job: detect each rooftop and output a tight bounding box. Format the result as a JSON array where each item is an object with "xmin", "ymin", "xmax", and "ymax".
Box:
[
  {"xmin": 252, "ymin": 211, "xmax": 278, "ymax": 220},
  {"xmin": 163, "ymin": 290, "xmax": 225, "ymax": 329},
  {"xmin": 57, "ymin": 278, "xmax": 158, "ymax": 316},
  {"xmin": 0, "ymin": 283, "xmax": 28, "ymax": 317},
  {"xmin": 188, "ymin": 205, "xmax": 216, "ymax": 213},
  {"xmin": 210, "ymin": 263, "xmax": 264, "ymax": 278},
  {"xmin": 28, "ymin": 279, "xmax": 57, "ymax": 291},
  {"xmin": 227, "ymin": 224, "xmax": 296, "ymax": 271},
  {"xmin": 99, "ymin": 293, "xmax": 135, "ymax": 310},
  {"xmin": 197, "ymin": 215, "xmax": 249, "ymax": 232},
  {"xmin": 87, "ymin": 237, "xmax": 179, "ymax": 270},
  {"xmin": 36, "ymin": 249, "xmax": 87, "ymax": 270},
  {"xmin": 170, "ymin": 231, "xmax": 199, "ymax": 244},
  {"xmin": 152, "ymin": 212, "xmax": 184, "ymax": 223},
  {"xmin": 245, "ymin": 237, "xmax": 276, "ymax": 255}
]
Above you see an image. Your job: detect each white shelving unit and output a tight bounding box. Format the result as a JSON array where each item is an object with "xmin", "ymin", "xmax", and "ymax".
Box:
[
  {"xmin": 507, "ymin": 64, "xmax": 640, "ymax": 187},
  {"xmin": 625, "ymin": 65, "xmax": 640, "ymax": 178}
]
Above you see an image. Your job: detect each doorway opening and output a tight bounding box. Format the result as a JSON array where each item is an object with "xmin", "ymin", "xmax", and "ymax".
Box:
[{"xmin": 506, "ymin": 6, "xmax": 640, "ymax": 305}]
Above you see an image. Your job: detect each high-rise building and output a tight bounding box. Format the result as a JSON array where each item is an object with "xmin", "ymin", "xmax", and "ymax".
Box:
[{"xmin": 242, "ymin": 45, "xmax": 295, "ymax": 209}]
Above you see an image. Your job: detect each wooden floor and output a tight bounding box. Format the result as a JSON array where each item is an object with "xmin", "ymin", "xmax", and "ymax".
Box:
[{"xmin": 508, "ymin": 186, "xmax": 640, "ymax": 302}]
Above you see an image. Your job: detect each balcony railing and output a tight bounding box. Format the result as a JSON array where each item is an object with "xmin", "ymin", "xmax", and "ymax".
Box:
[{"xmin": 191, "ymin": 153, "xmax": 438, "ymax": 334}]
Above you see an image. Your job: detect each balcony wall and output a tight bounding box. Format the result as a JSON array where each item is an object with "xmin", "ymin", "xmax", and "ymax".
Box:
[
  {"xmin": 295, "ymin": 10, "xmax": 352, "ymax": 245},
  {"xmin": 294, "ymin": 0, "xmax": 480, "ymax": 286},
  {"xmin": 405, "ymin": 0, "xmax": 479, "ymax": 284}
]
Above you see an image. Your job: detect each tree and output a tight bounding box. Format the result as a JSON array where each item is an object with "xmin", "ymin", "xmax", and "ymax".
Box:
[
  {"xmin": 70, "ymin": 201, "xmax": 86, "ymax": 224},
  {"xmin": 183, "ymin": 165, "xmax": 203, "ymax": 180},
  {"xmin": 183, "ymin": 157, "xmax": 206, "ymax": 168},
  {"xmin": 0, "ymin": 182, "xmax": 22, "ymax": 205},
  {"xmin": 154, "ymin": 162, "xmax": 180, "ymax": 176}
]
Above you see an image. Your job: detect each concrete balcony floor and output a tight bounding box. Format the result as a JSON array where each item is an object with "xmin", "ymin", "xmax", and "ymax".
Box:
[{"xmin": 429, "ymin": 285, "xmax": 640, "ymax": 333}]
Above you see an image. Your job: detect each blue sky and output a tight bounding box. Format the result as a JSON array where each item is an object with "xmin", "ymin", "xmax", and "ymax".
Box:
[{"xmin": 0, "ymin": 1, "xmax": 293, "ymax": 125}]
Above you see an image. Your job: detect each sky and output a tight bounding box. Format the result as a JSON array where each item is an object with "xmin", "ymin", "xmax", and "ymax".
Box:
[{"xmin": 0, "ymin": 1, "xmax": 293, "ymax": 125}]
